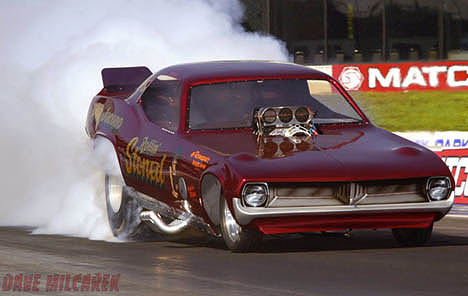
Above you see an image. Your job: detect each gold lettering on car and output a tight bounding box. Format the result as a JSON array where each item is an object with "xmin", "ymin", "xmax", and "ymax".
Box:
[
  {"xmin": 124, "ymin": 137, "xmax": 165, "ymax": 185},
  {"xmin": 94, "ymin": 103, "xmax": 123, "ymax": 130},
  {"xmin": 94, "ymin": 103, "xmax": 104, "ymax": 129},
  {"xmin": 138, "ymin": 137, "xmax": 160, "ymax": 155}
]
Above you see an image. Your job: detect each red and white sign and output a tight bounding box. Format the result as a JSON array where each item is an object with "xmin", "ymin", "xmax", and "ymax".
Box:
[
  {"xmin": 338, "ymin": 66, "xmax": 364, "ymax": 91},
  {"xmin": 436, "ymin": 149, "xmax": 468, "ymax": 204},
  {"xmin": 332, "ymin": 61, "xmax": 468, "ymax": 92},
  {"xmin": 398, "ymin": 132, "xmax": 468, "ymax": 205}
]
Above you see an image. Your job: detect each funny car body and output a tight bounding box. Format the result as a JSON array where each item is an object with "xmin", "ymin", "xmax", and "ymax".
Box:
[{"xmin": 86, "ymin": 61, "xmax": 454, "ymax": 251}]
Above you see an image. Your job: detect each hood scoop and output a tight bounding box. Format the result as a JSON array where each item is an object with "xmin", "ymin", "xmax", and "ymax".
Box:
[
  {"xmin": 392, "ymin": 146, "xmax": 424, "ymax": 156},
  {"xmin": 254, "ymin": 106, "xmax": 319, "ymax": 138}
]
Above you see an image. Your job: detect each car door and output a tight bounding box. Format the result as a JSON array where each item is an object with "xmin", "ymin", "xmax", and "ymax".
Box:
[{"xmin": 130, "ymin": 78, "xmax": 184, "ymax": 210}]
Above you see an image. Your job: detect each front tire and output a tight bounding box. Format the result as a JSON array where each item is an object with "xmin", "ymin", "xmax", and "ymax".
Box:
[
  {"xmin": 392, "ymin": 224, "xmax": 433, "ymax": 247},
  {"xmin": 219, "ymin": 198, "xmax": 262, "ymax": 252}
]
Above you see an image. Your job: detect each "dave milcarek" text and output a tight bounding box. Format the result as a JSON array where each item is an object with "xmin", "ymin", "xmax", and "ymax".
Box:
[{"xmin": 2, "ymin": 273, "xmax": 120, "ymax": 293}]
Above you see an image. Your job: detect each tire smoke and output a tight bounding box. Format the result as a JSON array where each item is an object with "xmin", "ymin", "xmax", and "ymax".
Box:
[{"xmin": 0, "ymin": 0, "xmax": 288, "ymax": 240}]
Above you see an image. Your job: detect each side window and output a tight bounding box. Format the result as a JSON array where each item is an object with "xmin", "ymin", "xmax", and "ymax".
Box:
[{"xmin": 141, "ymin": 79, "xmax": 181, "ymax": 131}]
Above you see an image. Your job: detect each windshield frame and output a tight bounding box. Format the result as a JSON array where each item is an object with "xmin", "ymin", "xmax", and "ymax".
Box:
[{"xmin": 184, "ymin": 76, "xmax": 369, "ymax": 132}]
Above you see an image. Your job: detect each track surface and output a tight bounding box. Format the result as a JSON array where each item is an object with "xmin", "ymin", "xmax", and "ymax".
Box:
[{"xmin": 1, "ymin": 216, "xmax": 467, "ymax": 296}]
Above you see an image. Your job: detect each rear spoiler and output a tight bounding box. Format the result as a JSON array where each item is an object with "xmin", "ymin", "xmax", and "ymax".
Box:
[{"xmin": 101, "ymin": 66, "xmax": 152, "ymax": 93}]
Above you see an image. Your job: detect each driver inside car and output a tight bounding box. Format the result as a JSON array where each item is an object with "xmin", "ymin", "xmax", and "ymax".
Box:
[{"xmin": 190, "ymin": 82, "xmax": 252, "ymax": 129}]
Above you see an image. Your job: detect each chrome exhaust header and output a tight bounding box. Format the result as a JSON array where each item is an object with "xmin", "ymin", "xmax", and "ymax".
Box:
[
  {"xmin": 140, "ymin": 207, "xmax": 192, "ymax": 234},
  {"xmin": 129, "ymin": 187, "xmax": 219, "ymax": 236}
]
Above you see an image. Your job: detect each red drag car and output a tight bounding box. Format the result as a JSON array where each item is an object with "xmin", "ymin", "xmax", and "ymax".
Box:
[{"xmin": 86, "ymin": 61, "xmax": 454, "ymax": 251}]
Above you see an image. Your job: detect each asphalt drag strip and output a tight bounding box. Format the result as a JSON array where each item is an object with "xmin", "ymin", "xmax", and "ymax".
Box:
[{"xmin": 0, "ymin": 216, "xmax": 467, "ymax": 296}]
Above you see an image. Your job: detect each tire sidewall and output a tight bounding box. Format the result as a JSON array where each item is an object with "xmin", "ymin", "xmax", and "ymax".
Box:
[
  {"xmin": 105, "ymin": 175, "xmax": 139, "ymax": 238},
  {"xmin": 220, "ymin": 197, "xmax": 261, "ymax": 251},
  {"xmin": 220, "ymin": 198, "xmax": 241, "ymax": 250}
]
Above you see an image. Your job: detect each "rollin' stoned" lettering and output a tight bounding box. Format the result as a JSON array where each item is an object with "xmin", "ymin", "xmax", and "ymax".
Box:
[{"xmin": 124, "ymin": 137, "xmax": 166, "ymax": 185}]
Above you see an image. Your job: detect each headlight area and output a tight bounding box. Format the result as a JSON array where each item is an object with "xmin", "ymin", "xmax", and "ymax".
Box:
[
  {"xmin": 426, "ymin": 177, "xmax": 452, "ymax": 201},
  {"xmin": 241, "ymin": 183, "xmax": 269, "ymax": 207}
]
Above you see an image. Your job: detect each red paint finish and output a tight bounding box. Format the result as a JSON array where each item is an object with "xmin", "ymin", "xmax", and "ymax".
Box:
[
  {"xmin": 251, "ymin": 213, "xmax": 436, "ymax": 235},
  {"xmin": 86, "ymin": 61, "xmax": 454, "ymax": 236},
  {"xmin": 187, "ymin": 124, "xmax": 453, "ymax": 197},
  {"xmin": 158, "ymin": 61, "xmax": 327, "ymax": 84}
]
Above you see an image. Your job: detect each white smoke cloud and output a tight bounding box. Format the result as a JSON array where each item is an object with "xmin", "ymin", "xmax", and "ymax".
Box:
[{"xmin": 0, "ymin": 0, "xmax": 288, "ymax": 240}]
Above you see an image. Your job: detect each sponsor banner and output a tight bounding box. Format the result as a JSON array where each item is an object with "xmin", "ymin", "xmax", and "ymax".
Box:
[
  {"xmin": 436, "ymin": 149, "xmax": 468, "ymax": 205},
  {"xmin": 331, "ymin": 61, "xmax": 468, "ymax": 92},
  {"xmin": 399, "ymin": 131, "xmax": 468, "ymax": 204},
  {"xmin": 395, "ymin": 131, "xmax": 468, "ymax": 150}
]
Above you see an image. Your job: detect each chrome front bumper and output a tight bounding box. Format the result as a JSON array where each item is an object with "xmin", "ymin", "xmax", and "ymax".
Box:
[{"xmin": 232, "ymin": 195, "xmax": 454, "ymax": 225}]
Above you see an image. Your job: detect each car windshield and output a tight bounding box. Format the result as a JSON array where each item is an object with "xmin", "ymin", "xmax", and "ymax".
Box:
[{"xmin": 188, "ymin": 79, "xmax": 363, "ymax": 130}]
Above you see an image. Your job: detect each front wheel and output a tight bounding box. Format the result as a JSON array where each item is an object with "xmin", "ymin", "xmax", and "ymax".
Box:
[
  {"xmin": 219, "ymin": 198, "xmax": 262, "ymax": 252},
  {"xmin": 392, "ymin": 224, "xmax": 433, "ymax": 247}
]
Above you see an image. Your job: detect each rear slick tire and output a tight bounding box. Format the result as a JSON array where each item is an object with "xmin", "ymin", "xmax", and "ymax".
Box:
[
  {"xmin": 105, "ymin": 174, "xmax": 152, "ymax": 240},
  {"xmin": 219, "ymin": 198, "xmax": 262, "ymax": 252},
  {"xmin": 392, "ymin": 224, "xmax": 433, "ymax": 247}
]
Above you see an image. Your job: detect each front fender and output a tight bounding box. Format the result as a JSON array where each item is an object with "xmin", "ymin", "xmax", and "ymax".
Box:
[{"xmin": 200, "ymin": 159, "xmax": 246, "ymax": 226}]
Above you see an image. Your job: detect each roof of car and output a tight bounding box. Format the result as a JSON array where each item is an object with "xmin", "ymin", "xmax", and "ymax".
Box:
[{"xmin": 155, "ymin": 60, "xmax": 329, "ymax": 83}]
